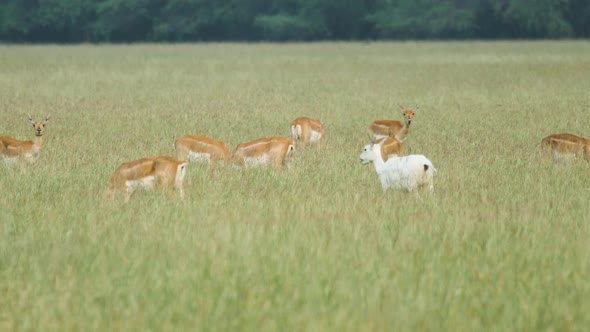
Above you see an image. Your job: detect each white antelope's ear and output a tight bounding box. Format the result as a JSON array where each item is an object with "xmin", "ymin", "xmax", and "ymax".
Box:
[
  {"xmin": 28, "ymin": 114, "xmax": 35, "ymax": 124},
  {"xmin": 43, "ymin": 115, "xmax": 50, "ymax": 124},
  {"xmin": 414, "ymin": 105, "xmax": 419, "ymax": 112}
]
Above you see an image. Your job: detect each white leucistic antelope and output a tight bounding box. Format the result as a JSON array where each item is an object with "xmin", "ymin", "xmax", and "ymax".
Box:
[
  {"xmin": 0, "ymin": 115, "xmax": 50, "ymax": 165},
  {"xmin": 290, "ymin": 117, "xmax": 325, "ymax": 147},
  {"xmin": 175, "ymin": 135, "xmax": 231, "ymax": 170},
  {"xmin": 541, "ymin": 133, "xmax": 590, "ymax": 161},
  {"xmin": 232, "ymin": 137, "xmax": 295, "ymax": 169},
  {"xmin": 359, "ymin": 138, "xmax": 435, "ymax": 194},
  {"xmin": 367, "ymin": 105, "xmax": 417, "ymax": 142},
  {"xmin": 107, "ymin": 156, "xmax": 188, "ymax": 202}
]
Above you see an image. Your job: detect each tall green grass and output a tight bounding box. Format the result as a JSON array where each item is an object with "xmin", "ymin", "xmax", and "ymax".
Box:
[{"xmin": 1, "ymin": 41, "xmax": 589, "ymax": 331}]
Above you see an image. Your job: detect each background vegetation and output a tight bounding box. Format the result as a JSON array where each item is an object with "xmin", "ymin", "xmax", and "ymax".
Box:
[
  {"xmin": 1, "ymin": 42, "xmax": 590, "ymax": 330},
  {"xmin": 1, "ymin": 0, "xmax": 590, "ymax": 42}
]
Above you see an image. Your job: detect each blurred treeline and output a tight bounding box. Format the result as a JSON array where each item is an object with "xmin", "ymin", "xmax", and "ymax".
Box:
[{"xmin": 1, "ymin": 0, "xmax": 589, "ymax": 42}]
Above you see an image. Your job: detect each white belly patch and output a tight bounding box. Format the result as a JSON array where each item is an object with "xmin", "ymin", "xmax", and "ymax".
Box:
[
  {"xmin": 126, "ymin": 176, "xmax": 156, "ymax": 192},
  {"xmin": 244, "ymin": 155, "xmax": 271, "ymax": 167},
  {"xmin": 188, "ymin": 152, "xmax": 211, "ymax": 163},
  {"xmin": 309, "ymin": 130, "xmax": 322, "ymax": 143}
]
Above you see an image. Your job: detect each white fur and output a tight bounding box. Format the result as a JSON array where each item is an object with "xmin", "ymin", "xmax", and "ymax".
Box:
[
  {"xmin": 360, "ymin": 142, "xmax": 435, "ymax": 193},
  {"xmin": 290, "ymin": 125, "xmax": 301, "ymax": 140},
  {"xmin": 188, "ymin": 151, "xmax": 211, "ymax": 163},
  {"xmin": 309, "ymin": 130, "xmax": 322, "ymax": 143},
  {"xmin": 126, "ymin": 176, "xmax": 156, "ymax": 194},
  {"xmin": 244, "ymin": 155, "xmax": 271, "ymax": 167},
  {"xmin": 175, "ymin": 163, "xmax": 188, "ymax": 199}
]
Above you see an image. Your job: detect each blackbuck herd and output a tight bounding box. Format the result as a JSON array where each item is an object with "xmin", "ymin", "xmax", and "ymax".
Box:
[{"xmin": 1, "ymin": 108, "xmax": 588, "ymax": 202}]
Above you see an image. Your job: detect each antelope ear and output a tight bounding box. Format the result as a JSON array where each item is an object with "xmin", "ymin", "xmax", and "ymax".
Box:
[
  {"xmin": 414, "ymin": 105, "xmax": 419, "ymax": 112},
  {"xmin": 28, "ymin": 115, "xmax": 35, "ymax": 124},
  {"xmin": 43, "ymin": 115, "xmax": 50, "ymax": 124},
  {"xmin": 398, "ymin": 105, "xmax": 405, "ymax": 111}
]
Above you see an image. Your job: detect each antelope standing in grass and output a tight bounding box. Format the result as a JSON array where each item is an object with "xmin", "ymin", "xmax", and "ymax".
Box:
[
  {"xmin": 0, "ymin": 115, "xmax": 50, "ymax": 165},
  {"xmin": 359, "ymin": 138, "xmax": 435, "ymax": 194},
  {"xmin": 290, "ymin": 117, "xmax": 325, "ymax": 147},
  {"xmin": 232, "ymin": 137, "xmax": 295, "ymax": 169},
  {"xmin": 367, "ymin": 105, "xmax": 417, "ymax": 142},
  {"xmin": 175, "ymin": 135, "xmax": 231, "ymax": 170},
  {"xmin": 107, "ymin": 156, "xmax": 188, "ymax": 202},
  {"xmin": 541, "ymin": 133, "xmax": 590, "ymax": 161}
]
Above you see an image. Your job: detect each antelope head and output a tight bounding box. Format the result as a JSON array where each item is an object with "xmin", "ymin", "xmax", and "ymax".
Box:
[
  {"xmin": 29, "ymin": 115, "xmax": 50, "ymax": 137},
  {"xmin": 398, "ymin": 105, "xmax": 417, "ymax": 125}
]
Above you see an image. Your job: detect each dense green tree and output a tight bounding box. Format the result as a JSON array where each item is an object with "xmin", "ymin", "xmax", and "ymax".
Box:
[{"xmin": 0, "ymin": 0, "xmax": 589, "ymax": 42}]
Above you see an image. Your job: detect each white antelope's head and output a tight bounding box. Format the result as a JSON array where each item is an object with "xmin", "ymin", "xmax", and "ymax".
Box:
[
  {"xmin": 29, "ymin": 115, "xmax": 50, "ymax": 137},
  {"xmin": 399, "ymin": 105, "xmax": 417, "ymax": 125},
  {"xmin": 360, "ymin": 138, "xmax": 386, "ymax": 164}
]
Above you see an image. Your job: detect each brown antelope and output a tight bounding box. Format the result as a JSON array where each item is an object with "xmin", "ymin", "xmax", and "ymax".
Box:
[
  {"xmin": 541, "ymin": 134, "xmax": 590, "ymax": 161},
  {"xmin": 107, "ymin": 156, "xmax": 188, "ymax": 202},
  {"xmin": 367, "ymin": 105, "xmax": 417, "ymax": 142},
  {"xmin": 290, "ymin": 117, "xmax": 325, "ymax": 147},
  {"xmin": 175, "ymin": 135, "xmax": 231, "ymax": 170},
  {"xmin": 541, "ymin": 133, "xmax": 590, "ymax": 161},
  {"xmin": 232, "ymin": 137, "xmax": 295, "ymax": 169},
  {"xmin": 363, "ymin": 137, "xmax": 404, "ymax": 171},
  {"xmin": 379, "ymin": 137, "xmax": 404, "ymax": 161},
  {"xmin": 0, "ymin": 115, "xmax": 50, "ymax": 165}
]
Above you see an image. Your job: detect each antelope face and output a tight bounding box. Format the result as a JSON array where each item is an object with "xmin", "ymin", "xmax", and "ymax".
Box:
[
  {"xmin": 29, "ymin": 115, "xmax": 49, "ymax": 137},
  {"xmin": 359, "ymin": 144, "xmax": 374, "ymax": 164},
  {"xmin": 33, "ymin": 122, "xmax": 46, "ymax": 136},
  {"xmin": 402, "ymin": 109, "xmax": 415, "ymax": 125},
  {"xmin": 399, "ymin": 105, "xmax": 417, "ymax": 125}
]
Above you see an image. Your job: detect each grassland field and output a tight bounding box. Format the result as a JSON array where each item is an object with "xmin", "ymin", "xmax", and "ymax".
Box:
[{"xmin": 1, "ymin": 41, "xmax": 590, "ymax": 331}]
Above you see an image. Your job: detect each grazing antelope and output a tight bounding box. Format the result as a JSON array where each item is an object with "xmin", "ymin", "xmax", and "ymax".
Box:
[
  {"xmin": 0, "ymin": 115, "xmax": 50, "ymax": 165},
  {"xmin": 232, "ymin": 137, "xmax": 295, "ymax": 169},
  {"xmin": 175, "ymin": 135, "xmax": 231, "ymax": 170},
  {"xmin": 290, "ymin": 117, "xmax": 325, "ymax": 147},
  {"xmin": 367, "ymin": 105, "xmax": 417, "ymax": 142},
  {"xmin": 107, "ymin": 156, "xmax": 188, "ymax": 202},
  {"xmin": 541, "ymin": 133, "xmax": 590, "ymax": 161}
]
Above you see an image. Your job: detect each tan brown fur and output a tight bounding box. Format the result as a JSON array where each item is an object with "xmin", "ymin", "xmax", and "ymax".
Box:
[
  {"xmin": 0, "ymin": 115, "xmax": 49, "ymax": 164},
  {"xmin": 290, "ymin": 117, "xmax": 325, "ymax": 147},
  {"xmin": 541, "ymin": 133, "xmax": 590, "ymax": 161},
  {"xmin": 367, "ymin": 105, "xmax": 416, "ymax": 142},
  {"xmin": 232, "ymin": 137, "xmax": 295, "ymax": 169},
  {"xmin": 379, "ymin": 137, "xmax": 404, "ymax": 161},
  {"xmin": 175, "ymin": 135, "xmax": 231, "ymax": 169},
  {"xmin": 107, "ymin": 156, "xmax": 188, "ymax": 202}
]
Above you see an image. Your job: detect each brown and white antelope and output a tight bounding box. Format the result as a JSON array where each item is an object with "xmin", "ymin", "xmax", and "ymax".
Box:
[
  {"xmin": 367, "ymin": 105, "xmax": 417, "ymax": 142},
  {"xmin": 232, "ymin": 137, "xmax": 295, "ymax": 169},
  {"xmin": 0, "ymin": 115, "xmax": 50, "ymax": 165},
  {"xmin": 541, "ymin": 133, "xmax": 590, "ymax": 161},
  {"xmin": 107, "ymin": 156, "xmax": 188, "ymax": 202},
  {"xmin": 175, "ymin": 135, "xmax": 231, "ymax": 170},
  {"xmin": 290, "ymin": 117, "xmax": 325, "ymax": 147}
]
